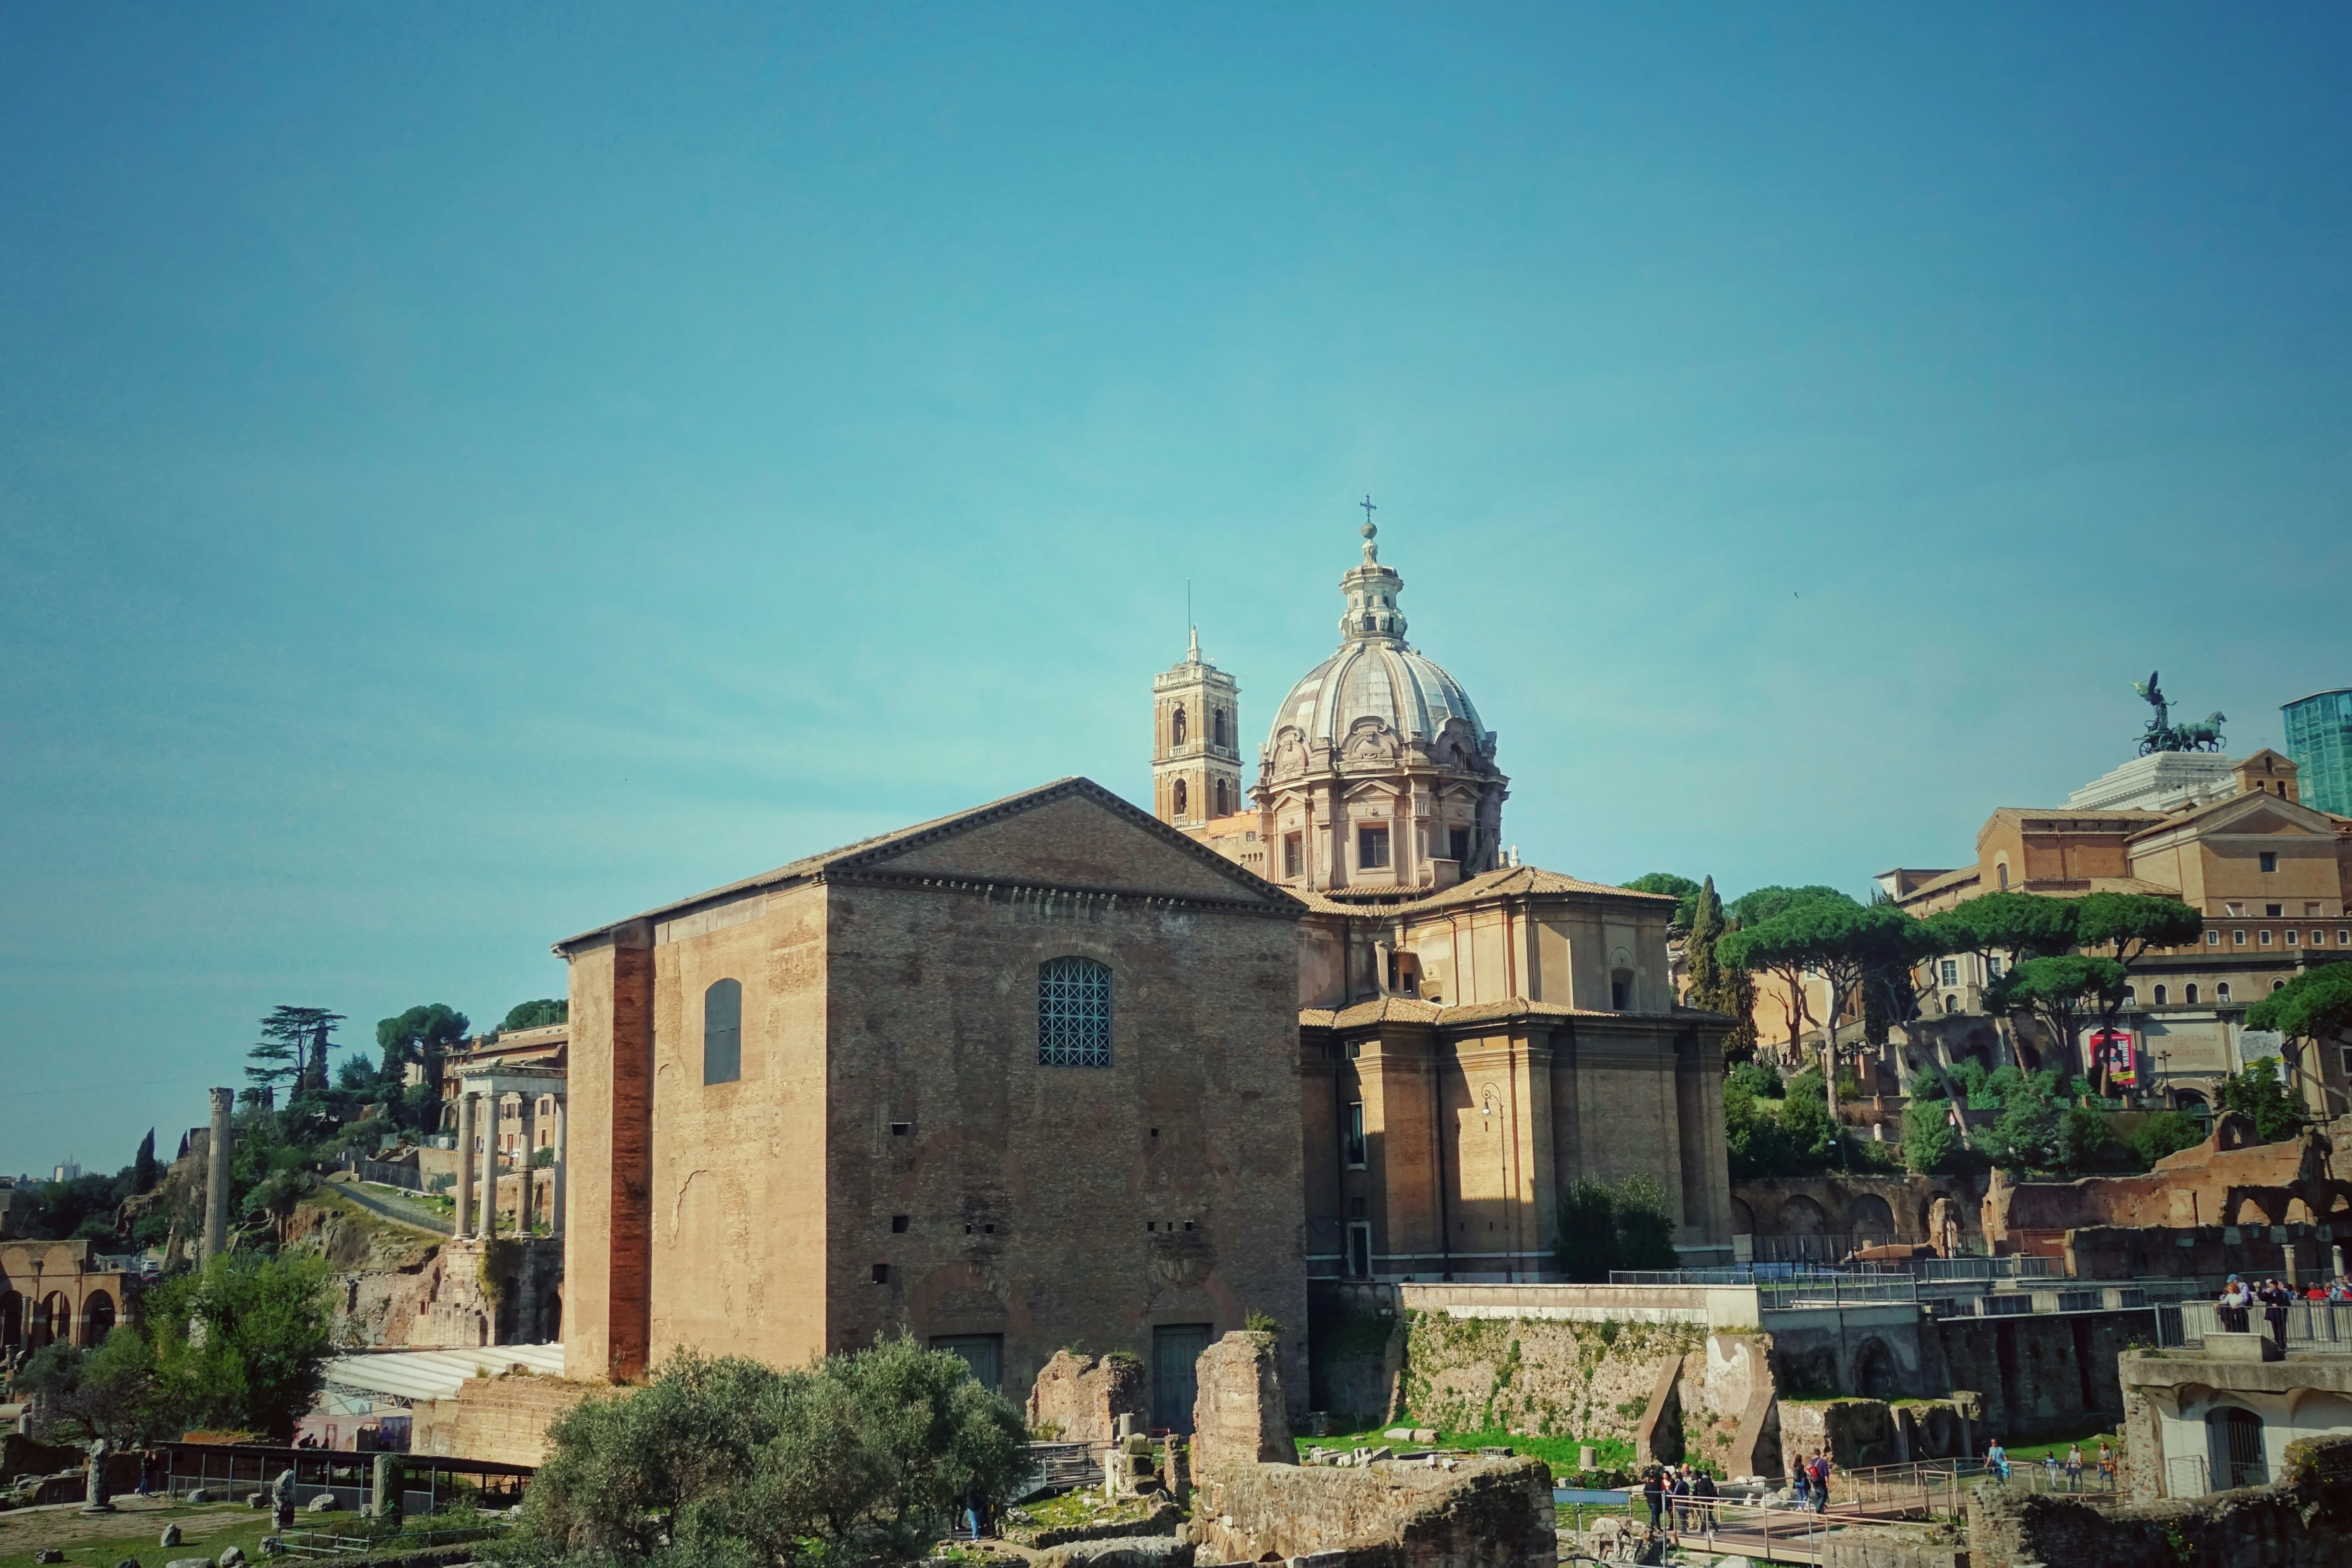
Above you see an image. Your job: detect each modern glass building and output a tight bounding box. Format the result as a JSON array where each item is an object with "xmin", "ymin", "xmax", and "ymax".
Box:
[{"xmin": 2283, "ymin": 688, "xmax": 2352, "ymax": 815}]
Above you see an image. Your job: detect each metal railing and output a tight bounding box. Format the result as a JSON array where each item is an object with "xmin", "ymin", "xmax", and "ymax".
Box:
[
  {"xmin": 1609, "ymin": 1264, "xmax": 1896, "ymax": 1286},
  {"xmin": 1915, "ymin": 1255, "xmax": 2058, "ymax": 1282},
  {"xmin": 2173, "ymin": 1299, "xmax": 2352, "ymax": 1349},
  {"xmin": 1758, "ymin": 1275, "xmax": 1920, "ymax": 1309}
]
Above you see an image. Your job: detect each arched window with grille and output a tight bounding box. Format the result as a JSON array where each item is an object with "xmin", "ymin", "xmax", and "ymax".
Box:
[
  {"xmin": 704, "ymin": 978, "xmax": 742, "ymax": 1085},
  {"xmin": 1038, "ymin": 957, "xmax": 1113, "ymax": 1068}
]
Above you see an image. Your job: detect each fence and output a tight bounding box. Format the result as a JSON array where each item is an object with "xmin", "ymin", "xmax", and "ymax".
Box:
[
  {"xmin": 2172, "ymin": 1299, "xmax": 2352, "ymax": 1349},
  {"xmin": 159, "ymin": 1442, "xmax": 532, "ymax": 1514},
  {"xmin": 1757, "ymin": 1275, "xmax": 1920, "ymax": 1310},
  {"xmin": 1915, "ymin": 1255, "xmax": 2058, "ymax": 1282}
]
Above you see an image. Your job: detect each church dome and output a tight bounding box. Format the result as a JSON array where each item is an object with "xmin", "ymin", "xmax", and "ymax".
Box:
[
  {"xmin": 1270, "ymin": 642, "xmax": 1486, "ymax": 750},
  {"xmin": 1264, "ymin": 521, "xmax": 1493, "ymax": 757}
]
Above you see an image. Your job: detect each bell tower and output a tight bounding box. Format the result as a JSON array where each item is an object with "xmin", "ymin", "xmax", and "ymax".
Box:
[{"xmin": 1151, "ymin": 628, "xmax": 1243, "ymax": 831}]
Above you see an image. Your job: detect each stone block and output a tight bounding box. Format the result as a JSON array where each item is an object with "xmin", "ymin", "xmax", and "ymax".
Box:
[
  {"xmin": 1189, "ymin": 1454, "xmax": 1552, "ymax": 1568},
  {"xmin": 160, "ymin": 1525, "xmax": 183, "ymax": 1548},
  {"xmin": 1191, "ymin": 1331, "xmax": 1294, "ymax": 1472},
  {"xmin": 1036, "ymin": 1537, "xmax": 1195, "ymax": 1568},
  {"xmin": 1030, "ymin": 1353, "xmax": 1149, "ymax": 1447},
  {"xmin": 2202, "ymin": 1330, "xmax": 2283, "ymax": 1363}
]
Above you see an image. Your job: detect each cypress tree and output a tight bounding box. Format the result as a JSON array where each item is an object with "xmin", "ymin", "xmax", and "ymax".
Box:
[{"xmin": 133, "ymin": 1127, "xmax": 157, "ymax": 1192}]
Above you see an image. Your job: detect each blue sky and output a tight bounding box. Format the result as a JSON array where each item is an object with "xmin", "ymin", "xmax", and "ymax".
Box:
[{"xmin": 4, "ymin": 5, "xmax": 2349, "ymax": 1174}]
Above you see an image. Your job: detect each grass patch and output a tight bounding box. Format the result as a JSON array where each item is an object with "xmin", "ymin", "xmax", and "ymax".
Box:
[
  {"xmin": 0, "ymin": 1505, "xmax": 367, "ymax": 1568},
  {"xmin": 1293, "ymin": 1419, "xmax": 1632, "ymax": 1482}
]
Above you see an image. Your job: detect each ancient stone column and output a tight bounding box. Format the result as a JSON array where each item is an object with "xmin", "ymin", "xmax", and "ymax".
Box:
[
  {"xmin": 453, "ymin": 1093, "xmax": 477, "ymax": 1240},
  {"xmin": 202, "ymin": 1087, "xmax": 234, "ymax": 1263},
  {"xmin": 477, "ymin": 1093, "xmax": 498, "ymax": 1241},
  {"xmin": 550, "ymin": 1094, "xmax": 566, "ymax": 1236}
]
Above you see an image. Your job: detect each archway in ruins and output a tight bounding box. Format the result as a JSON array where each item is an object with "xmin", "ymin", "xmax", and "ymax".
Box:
[
  {"xmin": 1854, "ymin": 1337, "xmax": 1902, "ymax": 1400},
  {"xmin": 1849, "ymin": 1195, "xmax": 1896, "ymax": 1238},
  {"xmin": 80, "ymin": 1290, "xmax": 114, "ymax": 1343},
  {"xmin": 1778, "ymin": 1195, "xmax": 1829, "ymax": 1236}
]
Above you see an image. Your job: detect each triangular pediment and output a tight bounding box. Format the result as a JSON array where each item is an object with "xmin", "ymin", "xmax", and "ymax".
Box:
[
  {"xmin": 850, "ymin": 779, "xmax": 1299, "ymax": 907},
  {"xmin": 2194, "ymin": 792, "xmax": 2336, "ymax": 838}
]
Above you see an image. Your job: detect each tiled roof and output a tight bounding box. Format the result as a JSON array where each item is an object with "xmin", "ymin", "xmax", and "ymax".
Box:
[
  {"xmin": 1294, "ymin": 864, "xmax": 1675, "ymax": 920},
  {"xmin": 1300, "ymin": 996, "xmax": 1682, "ymax": 1030}
]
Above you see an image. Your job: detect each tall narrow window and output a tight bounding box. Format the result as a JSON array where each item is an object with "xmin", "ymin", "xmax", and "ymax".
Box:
[
  {"xmin": 1171, "ymin": 705, "xmax": 1187, "ymax": 746},
  {"xmin": 1358, "ymin": 825, "xmax": 1390, "ymax": 869},
  {"xmin": 1344, "ymin": 1102, "xmax": 1367, "ymax": 1168},
  {"xmin": 2154, "ymin": 985, "xmax": 2168, "ymax": 1005},
  {"xmin": 1345, "ymin": 1222, "xmax": 1372, "ymax": 1279},
  {"xmin": 1284, "ymin": 834, "xmax": 1303, "ymax": 878},
  {"xmin": 2186, "ymin": 983, "xmax": 2200, "ymax": 1004},
  {"xmin": 703, "ymin": 979, "xmax": 742, "ymax": 1085},
  {"xmin": 1611, "ymin": 970, "xmax": 1634, "ymax": 1011},
  {"xmin": 1213, "ymin": 779, "xmax": 1229, "ymax": 816},
  {"xmin": 2260, "ymin": 851, "xmax": 2279, "ymax": 873},
  {"xmin": 1449, "ymin": 826, "xmax": 1471, "ymax": 864},
  {"xmin": 1038, "ymin": 957, "xmax": 1113, "ymax": 1068},
  {"xmin": 1213, "ymin": 708, "xmax": 1227, "ymax": 747},
  {"xmin": 1173, "ymin": 778, "xmax": 1188, "ymax": 817},
  {"xmin": 2217, "ymin": 983, "xmax": 2233, "ymax": 1002}
]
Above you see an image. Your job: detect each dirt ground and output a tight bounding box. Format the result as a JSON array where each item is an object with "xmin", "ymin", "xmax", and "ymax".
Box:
[{"xmin": 0, "ymin": 1496, "xmax": 357, "ymax": 1568}]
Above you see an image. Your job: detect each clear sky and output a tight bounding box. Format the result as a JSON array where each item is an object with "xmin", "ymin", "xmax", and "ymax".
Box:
[{"xmin": 4, "ymin": 5, "xmax": 2349, "ymax": 1175}]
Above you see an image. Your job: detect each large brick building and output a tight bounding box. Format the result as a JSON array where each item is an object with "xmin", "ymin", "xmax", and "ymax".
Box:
[
  {"xmin": 555, "ymin": 519, "xmax": 1738, "ymax": 1422},
  {"xmin": 556, "ymin": 779, "xmax": 1308, "ymax": 1423}
]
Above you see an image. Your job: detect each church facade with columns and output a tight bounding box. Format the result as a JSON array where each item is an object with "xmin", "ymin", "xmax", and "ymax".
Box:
[{"xmin": 1158, "ymin": 521, "xmax": 1735, "ymax": 1277}]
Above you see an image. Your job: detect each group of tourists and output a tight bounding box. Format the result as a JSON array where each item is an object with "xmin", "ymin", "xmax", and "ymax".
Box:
[
  {"xmin": 2216, "ymin": 1274, "xmax": 2348, "ymax": 1349},
  {"xmin": 1638, "ymin": 1463, "xmax": 1720, "ymax": 1532},
  {"xmin": 1983, "ymin": 1437, "xmax": 2116, "ymax": 1490}
]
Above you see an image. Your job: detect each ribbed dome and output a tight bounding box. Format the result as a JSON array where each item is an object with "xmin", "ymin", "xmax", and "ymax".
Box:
[{"xmin": 1269, "ymin": 641, "xmax": 1486, "ymax": 750}]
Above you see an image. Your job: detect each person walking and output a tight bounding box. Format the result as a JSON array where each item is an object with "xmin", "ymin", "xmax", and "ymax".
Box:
[
  {"xmin": 1692, "ymin": 1466, "xmax": 1718, "ymax": 1535},
  {"xmin": 2043, "ymin": 1451, "xmax": 2060, "ymax": 1489},
  {"xmin": 1986, "ymin": 1438, "xmax": 2011, "ymax": 1483},
  {"xmin": 1791, "ymin": 1457, "xmax": 1811, "ymax": 1511},
  {"xmin": 2097, "ymin": 1440, "xmax": 2116, "ymax": 1488},
  {"xmin": 1811, "ymin": 1450, "xmax": 1831, "ymax": 1514},
  {"xmin": 2065, "ymin": 1444, "xmax": 2084, "ymax": 1492},
  {"xmin": 1670, "ymin": 1466, "xmax": 1692, "ymax": 1532},
  {"xmin": 1642, "ymin": 1468, "xmax": 1665, "ymax": 1532}
]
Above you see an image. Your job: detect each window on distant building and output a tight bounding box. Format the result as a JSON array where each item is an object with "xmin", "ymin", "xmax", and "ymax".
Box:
[
  {"xmin": 2261, "ymin": 929, "xmax": 2274, "ymax": 946},
  {"xmin": 1611, "ymin": 969, "xmax": 1635, "ymax": 1012},
  {"xmin": 2315, "ymin": 931, "xmax": 2328, "ymax": 947},
  {"xmin": 1212, "ymin": 778, "xmax": 1229, "ymax": 816},
  {"xmin": 1345, "ymin": 1222, "xmax": 1372, "ymax": 1279},
  {"xmin": 2186, "ymin": 984, "xmax": 2200, "ymax": 1004},
  {"xmin": 2274, "ymin": 980, "xmax": 2288, "ymax": 992},
  {"xmin": 2208, "ymin": 930, "xmax": 2222, "ymax": 946},
  {"xmin": 1998, "ymin": 862, "xmax": 2010, "ymax": 891},
  {"xmin": 2260, "ymin": 852, "xmax": 2279, "ymax": 873},
  {"xmin": 1986, "ymin": 955, "xmax": 2003, "ymax": 979},
  {"xmin": 1284, "ymin": 833, "xmax": 1304, "ymax": 878},
  {"xmin": 2154, "ymin": 985, "xmax": 2169, "ymax": 1006},
  {"xmin": 2234, "ymin": 929, "xmax": 2247, "ymax": 946},
  {"xmin": 2288, "ymin": 929, "xmax": 2300, "ymax": 946},
  {"xmin": 1450, "ymin": 826, "xmax": 1472, "ymax": 864},
  {"xmin": 1173, "ymin": 778, "xmax": 1188, "ymax": 816},
  {"xmin": 703, "ymin": 979, "xmax": 742, "ymax": 1085},
  {"xmin": 1213, "ymin": 708, "xmax": 1227, "ymax": 747},
  {"xmin": 1344, "ymin": 1102, "xmax": 1367, "ymax": 1168},
  {"xmin": 1038, "ymin": 957, "xmax": 1113, "ymax": 1068},
  {"xmin": 1940, "ymin": 959, "xmax": 1959, "ymax": 986},
  {"xmin": 2217, "ymin": 983, "xmax": 2233, "ymax": 1003},
  {"xmin": 1358, "ymin": 825, "xmax": 1390, "ymax": 869},
  {"xmin": 2267, "ymin": 904, "xmax": 2284, "ymax": 918},
  {"xmin": 1942, "ymin": 994, "xmax": 1957, "ymax": 1014}
]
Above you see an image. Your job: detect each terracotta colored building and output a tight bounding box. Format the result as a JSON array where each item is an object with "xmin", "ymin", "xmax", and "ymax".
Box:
[
  {"xmin": 556, "ymin": 779, "xmax": 1307, "ymax": 1423},
  {"xmin": 1886, "ymin": 749, "xmax": 2352, "ymax": 1114}
]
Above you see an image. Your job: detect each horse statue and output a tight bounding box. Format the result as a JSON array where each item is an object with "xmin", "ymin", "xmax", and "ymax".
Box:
[{"xmin": 2175, "ymin": 711, "xmax": 2228, "ymax": 752}]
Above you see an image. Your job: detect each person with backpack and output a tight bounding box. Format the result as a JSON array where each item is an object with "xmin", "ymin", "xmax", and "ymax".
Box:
[
  {"xmin": 1810, "ymin": 1450, "xmax": 1831, "ymax": 1513},
  {"xmin": 1986, "ymin": 1438, "xmax": 2011, "ymax": 1482}
]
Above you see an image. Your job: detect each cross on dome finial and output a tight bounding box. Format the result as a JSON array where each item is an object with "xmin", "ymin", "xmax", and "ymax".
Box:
[{"xmin": 1359, "ymin": 495, "xmax": 1379, "ymax": 562}]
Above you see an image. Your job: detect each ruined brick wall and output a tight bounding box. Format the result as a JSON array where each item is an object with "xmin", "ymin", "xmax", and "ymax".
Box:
[
  {"xmin": 562, "ymin": 923, "xmax": 656, "ymax": 1384},
  {"xmin": 1028, "ymin": 1349, "xmax": 1147, "ymax": 1444},
  {"xmin": 1922, "ymin": 1311, "xmax": 2147, "ymax": 1442},
  {"xmin": 1190, "ymin": 1455, "xmax": 1553, "ymax": 1568},
  {"xmin": 1397, "ymin": 1309, "xmax": 1704, "ymax": 1453},
  {"xmin": 1967, "ymin": 1433, "xmax": 2352, "ymax": 1568},
  {"xmin": 1192, "ymin": 1330, "xmax": 1294, "ymax": 1472},
  {"xmin": 409, "ymin": 1373, "xmax": 591, "ymax": 1466}
]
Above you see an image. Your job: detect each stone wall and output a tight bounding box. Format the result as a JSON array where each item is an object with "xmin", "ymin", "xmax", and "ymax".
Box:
[
  {"xmin": 1305, "ymin": 1281, "xmax": 1404, "ymax": 1423},
  {"xmin": 1029, "ymin": 1349, "xmax": 1147, "ymax": 1444},
  {"xmin": 1189, "ymin": 1455, "xmax": 1554, "ymax": 1568},
  {"xmin": 1397, "ymin": 1308, "xmax": 1706, "ymax": 1453},
  {"xmin": 1966, "ymin": 1433, "xmax": 2352, "ymax": 1568},
  {"xmin": 1732, "ymin": 1173, "xmax": 1990, "ymax": 1251},
  {"xmin": 409, "ymin": 1371, "xmax": 592, "ymax": 1466},
  {"xmin": 1190, "ymin": 1331, "xmax": 1294, "ymax": 1473}
]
